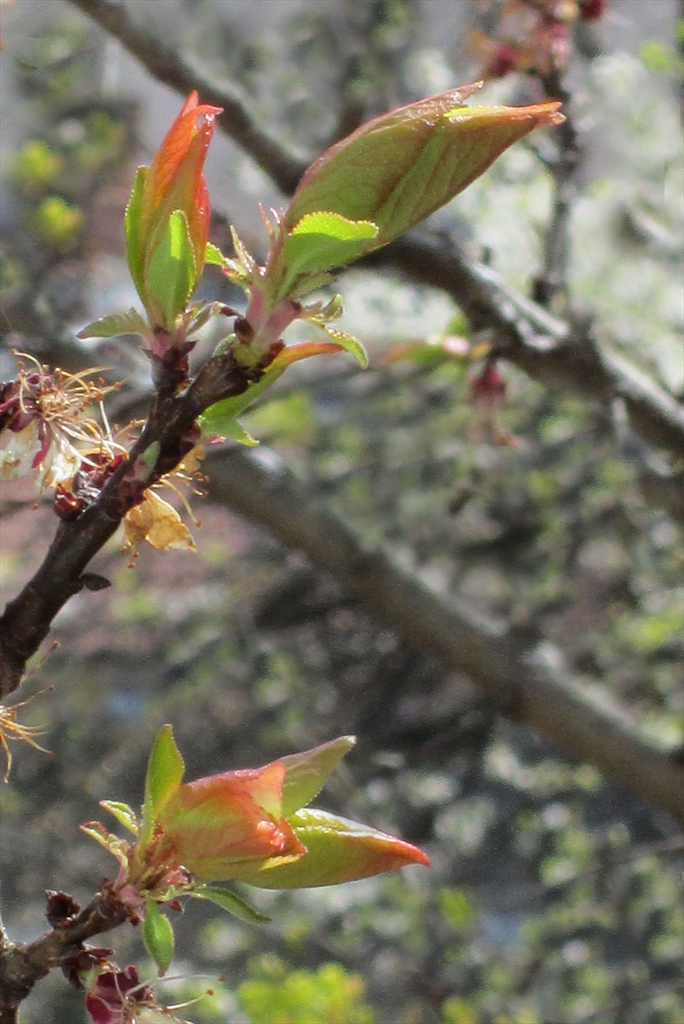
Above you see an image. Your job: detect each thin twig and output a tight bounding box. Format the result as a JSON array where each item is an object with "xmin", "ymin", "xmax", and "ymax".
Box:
[{"xmin": 0, "ymin": 352, "xmax": 255, "ymax": 699}]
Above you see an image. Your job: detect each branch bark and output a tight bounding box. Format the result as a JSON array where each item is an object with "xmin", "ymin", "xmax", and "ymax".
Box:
[
  {"xmin": 205, "ymin": 444, "xmax": 684, "ymax": 827},
  {"xmin": 0, "ymin": 353, "xmax": 255, "ymax": 699},
  {"xmin": 0, "ymin": 888, "xmax": 129, "ymax": 1020}
]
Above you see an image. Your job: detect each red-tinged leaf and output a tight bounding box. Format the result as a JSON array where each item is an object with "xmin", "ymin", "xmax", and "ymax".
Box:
[
  {"xmin": 126, "ymin": 93, "xmax": 221, "ymax": 324},
  {"xmin": 146, "ymin": 93, "xmax": 220, "ymax": 214},
  {"xmin": 236, "ymin": 808, "xmax": 430, "ymax": 889},
  {"xmin": 284, "ymin": 83, "xmax": 563, "ymax": 250},
  {"xmin": 279, "ymin": 736, "xmax": 356, "ymax": 817},
  {"xmin": 158, "ymin": 761, "xmax": 306, "ymax": 881},
  {"xmin": 268, "ymin": 340, "xmax": 345, "ymax": 371},
  {"xmin": 145, "ymin": 95, "xmax": 220, "ymax": 274}
]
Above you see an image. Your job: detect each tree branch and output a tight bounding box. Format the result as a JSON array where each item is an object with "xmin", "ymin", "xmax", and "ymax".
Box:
[
  {"xmin": 0, "ymin": 353, "xmax": 254, "ymax": 699},
  {"xmin": 375, "ymin": 233, "xmax": 684, "ymax": 464},
  {"xmin": 0, "ymin": 887, "xmax": 129, "ymax": 1019},
  {"xmin": 67, "ymin": 0, "xmax": 684, "ymax": 482},
  {"xmin": 534, "ymin": 68, "xmax": 582, "ymax": 310},
  {"xmin": 205, "ymin": 444, "xmax": 684, "ymax": 827},
  {"xmin": 66, "ymin": 0, "xmax": 307, "ymax": 195}
]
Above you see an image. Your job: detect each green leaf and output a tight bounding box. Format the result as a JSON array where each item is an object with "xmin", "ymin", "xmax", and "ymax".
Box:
[
  {"xmin": 100, "ymin": 800, "xmax": 139, "ymax": 835},
  {"xmin": 279, "ymin": 736, "xmax": 355, "ymax": 817},
  {"xmin": 315, "ymin": 324, "xmax": 368, "ymax": 369},
  {"xmin": 143, "ymin": 899, "xmax": 175, "ymax": 976},
  {"xmin": 204, "ymin": 241, "xmax": 229, "ymax": 267},
  {"xmin": 145, "ymin": 209, "xmax": 196, "ymax": 330},
  {"xmin": 284, "ymin": 85, "xmax": 562, "ymax": 250},
  {"xmin": 141, "ymin": 725, "xmax": 184, "ymax": 847},
  {"xmin": 279, "ymin": 212, "xmax": 378, "ymax": 293},
  {"xmin": 213, "ymin": 417, "xmax": 259, "ymax": 446},
  {"xmin": 190, "ymin": 885, "xmax": 270, "ymax": 924},
  {"xmin": 198, "ymin": 366, "xmax": 284, "ymax": 440},
  {"xmin": 80, "ymin": 822, "xmax": 128, "ymax": 860},
  {"xmin": 77, "ymin": 307, "xmax": 151, "ymax": 341},
  {"xmin": 125, "ymin": 166, "xmax": 148, "ymax": 301},
  {"xmin": 236, "ymin": 808, "xmax": 428, "ymax": 889}
]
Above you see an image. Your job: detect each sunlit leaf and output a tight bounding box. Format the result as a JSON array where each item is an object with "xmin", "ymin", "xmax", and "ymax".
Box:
[
  {"xmin": 237, "ymin": 808, "xmax": 429, "ymax": 889},
  {"xmin": 100, "ymin": 800, "xmax": 139, "ymax": 835},
  {"xmin": 285, "ymin": 84, "xmax": 563, "ymax": 251},
  {"xmin": 145, "ymin": 209, "xmax": 196, "ymax": 330},
  {"xmin": 279, "ymin": 736, "xmax": 356, "ymax": 817},
  {"xmin": 141, "ymin": 724, "xmax": 184, "ymax": 846},
  {"xmin": 77, "ymin": 307, "xmax": 151, "ymax": 341},
  {"xmin": 143, "ymin": 898, "xmax": 175, "ymax": 976},
  {"xmin": 280, "ymin": 212, "xmax": 378, "ymax": 292},
  {"xmin": 190, "ymin": 885, "xmax": 271, "ymax": 924}
]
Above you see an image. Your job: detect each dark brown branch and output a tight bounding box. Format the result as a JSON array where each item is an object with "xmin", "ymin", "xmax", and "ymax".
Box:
[
  {"xmin": 67, "ymin": 0, "xmax": 684, "ymax": 475},
  {"xmin": 206, "ymin": 444, "xmax": 684, "ymax": 827},
  {"xmin": 0, "ymin": 353, "xmax": 253, "ymax": 699},
  {"xmin": 375, "ymin": 233, "xmax": 684, "ymax": 462},
  {"xmin": 0, "ymin": 888, "xmax": 128, "ymax": 1019}
]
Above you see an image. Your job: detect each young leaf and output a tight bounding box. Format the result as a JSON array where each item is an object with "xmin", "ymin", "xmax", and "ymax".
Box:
[
  {"xmin": 313, "ymin": 325, "xmax": 368, "ymax": 369},
  {"xmin": 77, "ymin": 308, "xmax": 151, "ymax": 341},
  {"xmin": 125, "ymin": 166, "xmax": 148, "ymax": 301},
  {"xmin": 279, "ymin": 736, "xmax": 356, "ymax": 817},
  {"xmin": 279, "ymin": 212, "xmax": 378, "ymax": 292},
  {"xmin": 80, "ymin": 821, "xmax": 131, "ymax": 869},
  {"xmin": 143, "ymin": 899, "xmax": 175, "ymax": 976},
  {"xmin": 204, "ymin": 241, "xmax": 230, "ymax": 267},
  {"xmin": 197, "ymin": 368, "xmax": 285, "ymax": 440},
  {"xmin": 145, "ymin": 210, "xmax": 196, "ymax": 330},
  {"xmin": 284, "ymin": 84, "xmax": 563, "ymax": 250},
  {"xmin": 190, "ymin": 885, "xmax": 271, "ymax": 924},
  {"xmin": 141, "ymin": 725, "xmax": 184, "ymax": 846},
  {"xmin": 236, "ymin": 808, "xmax": 429, "ymax": 889},
  {"xmin": 100, "ymin": 800, "xmax": 140, "ymax": 835}
]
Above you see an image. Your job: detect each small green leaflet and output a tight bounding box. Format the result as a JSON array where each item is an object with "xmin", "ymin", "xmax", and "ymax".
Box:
[
  {"xmin": 141, "ymin": 725, "xmax": 184, "ymax": 847},
  {"xmin": 204, "ymin": 241, "xmax": 230, "ymax": 267},
  {"xmin": 145, "ymin": 210, "xmax": 197, "ymax": 330},
  {"xmin": 143, "ymin": 899, "xmax": 175, "ymax": 976},
  {"xmin": 278, "ymin": 212, "xmax": 378, "ymax": 296},
  {"xmin": 198, "ymin": 367, "xmax": 284, "ymax": 442},
  {"xmin": 190, "ymin": 885, "xmax": 270, "ymax": 925},
  {"xmin": 77, "ymin": 307, "xmax": 151, "ymax": 341},
  {"xmin": 100, "ymin": 800, "xmax": 139, "ymax": 835}
]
